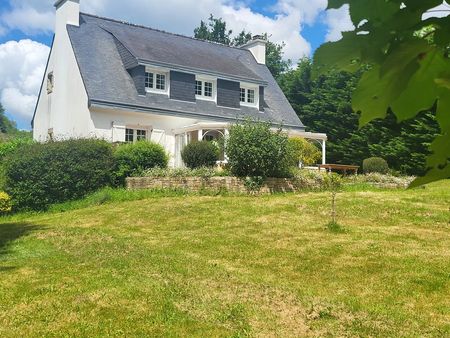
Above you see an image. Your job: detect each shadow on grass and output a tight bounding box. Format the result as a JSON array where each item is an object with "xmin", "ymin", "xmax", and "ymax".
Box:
[{"xmin": 0, "ymin": 222, "xmax": 41, "ymax": 256}]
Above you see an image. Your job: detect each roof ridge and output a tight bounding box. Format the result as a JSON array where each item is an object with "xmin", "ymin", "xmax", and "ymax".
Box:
[{"xmin": 79, "ymin": 12, "xmax": 250, "ymax": 53}]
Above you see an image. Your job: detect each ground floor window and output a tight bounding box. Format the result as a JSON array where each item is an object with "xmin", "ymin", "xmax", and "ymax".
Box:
[{"xmin": 126, "ymin": 128, "xmax": 148, "ymax": 143}]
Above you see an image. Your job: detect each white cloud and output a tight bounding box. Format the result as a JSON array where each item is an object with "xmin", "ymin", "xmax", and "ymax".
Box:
[
  {"xmin": 0, "ymin": 39, "xmax": 50, "ymax": 125},
  {"xmin": 80, "ymin": 0, "xmax": 322, "ymax": 60},
  {"xmin": 324, "ymin": 5, "xmax": 354, "ymax": 42},
  {"xmin": 0, "ymin": 1, "xmax": 54, "ymax": 36},
  {"xmin": 0, "ymin": 0, "xmax": 348, "ymax": 59}
]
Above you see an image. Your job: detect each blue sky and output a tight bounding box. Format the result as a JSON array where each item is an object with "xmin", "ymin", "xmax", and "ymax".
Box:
[{"xmin": 0, "ymin": 0, "xmax": 349, "ymax": 130}]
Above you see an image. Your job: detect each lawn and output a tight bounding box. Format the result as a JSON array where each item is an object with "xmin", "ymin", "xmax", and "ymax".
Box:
[{"xmin": 0, "ymin": 182, "xmax": 449, "ymax": 337}]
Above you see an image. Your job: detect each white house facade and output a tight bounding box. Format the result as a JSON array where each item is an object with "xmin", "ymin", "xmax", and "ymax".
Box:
[{"xmin": 33, "ymin": 0, "xmax": 327, "ymax": 167}]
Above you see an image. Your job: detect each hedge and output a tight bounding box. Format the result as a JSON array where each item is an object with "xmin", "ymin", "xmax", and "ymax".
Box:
[{"xmin": 3, "ymin": 139, "xmax": 114, "ymax": 211}]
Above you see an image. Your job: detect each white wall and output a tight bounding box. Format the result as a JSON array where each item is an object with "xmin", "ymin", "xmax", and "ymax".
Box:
[
  {"xmin": 33, "ymin": 0, "xmax": 92, "ymax": 141},
  {"xmin": 91, "ymin": 107, "xmax": 203, "ymax": 167}
]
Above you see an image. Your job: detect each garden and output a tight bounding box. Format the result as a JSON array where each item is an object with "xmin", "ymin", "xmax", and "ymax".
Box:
[
  {"xmin": 1, "ymin": 121, "xmax": 448, "ymax": 337},
  {"xmin": 0, "ymin": 120, "xmax": 414, "ymax": 214}
]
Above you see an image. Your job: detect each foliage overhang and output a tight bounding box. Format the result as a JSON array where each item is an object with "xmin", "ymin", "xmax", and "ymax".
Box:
[{"xmin": 314, "ymin": 0, "xmax": 450, "ymax": 187}]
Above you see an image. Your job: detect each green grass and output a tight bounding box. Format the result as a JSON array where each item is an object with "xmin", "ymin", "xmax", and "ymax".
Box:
[{"xmin": 0, "ymin": 181, "xmax": 449, "ymax": 337}]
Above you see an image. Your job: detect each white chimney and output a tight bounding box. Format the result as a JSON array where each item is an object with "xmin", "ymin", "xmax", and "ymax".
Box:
[
  {"xmin": 241, "ymin": 35, "xmax": 267, "ymax": 65},
  {"xmin": 54, "ymin": 0, "xmax": 80, "ymax": 31}
]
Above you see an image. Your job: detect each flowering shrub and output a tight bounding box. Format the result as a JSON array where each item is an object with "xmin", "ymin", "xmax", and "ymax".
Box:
[{"xmin": 0, "ymin": 191, "xmax": 12, "ymax": 214}]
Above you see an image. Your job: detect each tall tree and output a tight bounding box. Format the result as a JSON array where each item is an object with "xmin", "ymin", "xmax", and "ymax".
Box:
[
  {"xmin": 314, "ymin": 0, "xmax": 450, "ymax": 186},
  {"xmin": 194, "ymin": 16, "xmax": 291, "ymax": 79},
  {"xmin": 280, "ymin": 58, "xmax": 440, "ymax": 175},
  {"xmin": 194, "ymin": 15, "xmax": 232, "ymax": 45},
  {"xmin": 0, "ymin": 103, "xmax": 17, "ymax": 135}
]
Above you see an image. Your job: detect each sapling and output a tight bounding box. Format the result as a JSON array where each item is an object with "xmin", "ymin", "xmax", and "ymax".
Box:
[{"xmin": 324, "ymin": 172, "xmax": 343, "ymax": 231}]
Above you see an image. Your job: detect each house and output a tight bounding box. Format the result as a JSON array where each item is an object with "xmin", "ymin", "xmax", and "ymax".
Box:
[{"xmin": 33, "ymin": 0, "xmax": 327, "ymax": 167}]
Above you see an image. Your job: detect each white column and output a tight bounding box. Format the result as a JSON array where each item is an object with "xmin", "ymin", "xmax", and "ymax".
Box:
[
  {"xmin": 322, "ymin": 140, "xmax": 326, "ymax": 165},
  {"xmin": 198, "ymin": 129, "xmax": 203, "ymax": 141},
  {"xmin": 224, "ymin": 129, "xmax": 229, "ymax": 162}
]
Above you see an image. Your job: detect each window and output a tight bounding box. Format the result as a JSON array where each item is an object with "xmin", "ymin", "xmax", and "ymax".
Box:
[
  {"xmin": 240, "ymin": 85, "xmax": 258, "ymax": 107},
  {"xmin": 195, "ymin": 78, "xmax": 215, "ymax": 100},
  {"xmin": 195, "ymin": 80, "xmax": 202, "ymax": 96},
  {"xmin": 247, "ymin": 89, "xmax": 255, "ymax": 103},
  {"xmin": 136, "ymin": 129, "xmax": 147, "ymax": 141},
  {"xmin": 204, "ymin": 82, "xmax": 213, "ymax": 97},
  {"xmin": 145, "ymin": 69, "xmax": 167, "ymax": 93},
  {"xmin": 125, "ymin": 128, "xmax": 148, "ymax": 143},
  {"xmin": 240, "ymin": 88, "xmax": 246, "ymax": 102},
  {"xmin": 156, "ymin": 74, "xmax": 166, "ymax": 90},
  {"xmin": 125, "ymin": 128, "xmax": 134, "ymax": 143},
  {"xmin": 145, "ymin": 72, "xmax": 154, "ymax": 89}
]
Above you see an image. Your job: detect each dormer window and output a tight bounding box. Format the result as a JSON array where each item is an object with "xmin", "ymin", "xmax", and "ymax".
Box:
[
  {"xmin": 195, "ymin": 76, "xmax": 216, "ymax": 101},
  {"xmin": 240, "ymin": 84, "xmax": 258, "ymax": 107},
  {"xmin": 145, "ymin": 67, "xmax": 169, "ymax": 94}
]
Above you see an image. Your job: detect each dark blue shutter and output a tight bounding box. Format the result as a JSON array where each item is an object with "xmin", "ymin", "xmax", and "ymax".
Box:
[
  {"xmin": 217, "ymin": 79, "xmax": 240, "ymax": 108},
  {"xmin": 170, "ymin": 71, "xmax": 195, "ymax": 102}
]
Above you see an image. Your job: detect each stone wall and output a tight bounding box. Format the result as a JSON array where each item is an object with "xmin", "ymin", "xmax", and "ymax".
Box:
[{"xmin": 126, "ymin": 176, "xmax": 301, "ymax": 194}]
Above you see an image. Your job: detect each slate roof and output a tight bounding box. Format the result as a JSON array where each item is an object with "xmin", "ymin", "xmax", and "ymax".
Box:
[{"xmin": 67, "ymin": 13, "xmax": 305, "ymax": 130}]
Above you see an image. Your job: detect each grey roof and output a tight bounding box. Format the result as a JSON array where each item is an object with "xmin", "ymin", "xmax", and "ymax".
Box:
[{"xmin": 67, "ymin": 13, "xmax": 305, "ymax": 130}]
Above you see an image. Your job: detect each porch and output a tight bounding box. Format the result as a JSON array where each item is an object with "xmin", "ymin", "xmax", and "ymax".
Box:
[{"xmin": 172, "ymin": 122, "xmax": 328, "ymax": 168}]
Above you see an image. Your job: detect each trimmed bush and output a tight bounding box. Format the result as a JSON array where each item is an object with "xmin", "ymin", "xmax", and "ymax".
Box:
[
  {"xmin": 3, "ymin": 139, "xmax": 114, "ymax": 211},
  {"xmin": 363, "ymin": 157, "xmax": 389, "ymax": 174},
  {"xmin": 181, "ymin": 141, "xmax": 219, "ymax": 169},
  {"xmin": 226, "ymin": 120, "xmax": 290, "ymax": 178},
  {"xmin": 287, "ymin": 137, "xmax": 321, "ymax": 167},
  {"xmin": 113, "ymin": 141, "xmax": 168, "ymax": 185},
  {"xmin": 0, "ymin": 191, "xmax": 12, "ymax": 214}
]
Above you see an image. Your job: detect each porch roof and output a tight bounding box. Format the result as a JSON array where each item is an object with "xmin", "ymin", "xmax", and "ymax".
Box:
[{"xmin": 172, "ymin": 122, "xmax": 327, "ymax": 141}]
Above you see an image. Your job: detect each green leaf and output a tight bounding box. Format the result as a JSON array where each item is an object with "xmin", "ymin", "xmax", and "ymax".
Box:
[
  {"xmin": 327, "ymin": 0, "xmax": 349, "ymax": 10},
  {"xmin": 313, "ymin": 33, "xmax": 366, "ymax": 76},
  {"xmin": 349, "ymin": 0, "xmax": 399, "ymax": 27},
  {"xmin": 403, "ymin": 0, "xmax": 444, "ymax": 12},
  {"xmin": 436, "ymin": 88, "xmax": 450, "ymax": 131},
  {"xmin": 352, "ymin": 56, "xmax": 419, "ymax": 126},
  {"xmin": 391, "ymin": 47, "xmax": 449, "ymax": 121}
]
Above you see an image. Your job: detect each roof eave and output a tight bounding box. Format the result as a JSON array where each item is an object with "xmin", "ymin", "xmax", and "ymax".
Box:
[{"xmin": 89, "ymin": 99, "xmax": 305, "ymax": 131}]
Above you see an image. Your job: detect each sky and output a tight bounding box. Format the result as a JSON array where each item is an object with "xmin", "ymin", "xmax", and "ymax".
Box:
[{"xmin": 0, "ymin": 0, "xmax": 447, "ymax": 130}]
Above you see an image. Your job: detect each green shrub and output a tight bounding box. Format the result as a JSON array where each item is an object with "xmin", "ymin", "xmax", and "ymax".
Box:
[
  {"xmin": 0, "ymin": 136, "xmax": 34, "ymax": 161},
  {"xmin": 181, "ymin": 141, "xmax": 219, "ymax": 169},
  {"xmin": 363, "ymin": 157, "xmax": 389, "ymax": 174},
  {"xmin": 3, "ymin": 139, "xmax": 114, "ymax": 211},
  {"xmin": 0, "ymin": 136, "xmax": 34, "ymax": 190},
  {"xmin": 113, "ymin": 141, "xmax": 168, "ymax": 185},
  {"xmin": 287, "ymin": 137, "xmax": 321, "ymax": 167},
  {"xmin": 0, "ymin": 191, "xmax": 12, "ymax": 214},
  {"xmin": 226, "ymin": 120, "xmax": 290, "ymax": 178}
]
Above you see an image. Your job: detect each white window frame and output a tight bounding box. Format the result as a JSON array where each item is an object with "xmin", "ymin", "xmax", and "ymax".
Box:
[
  {"xmin": 125, "ymin": 126, "xmax": 152, "ymax": 143},
  {"xmin": 239, "ymin": 83, "xmax": 259, "ymax": 108},
  {"xmin": 145, "ymin": 66, "xmax": 170, "ymax": 95},
  {"xmin": 195, "ymin": 75, "xmax": 217, "ymax": 102}
]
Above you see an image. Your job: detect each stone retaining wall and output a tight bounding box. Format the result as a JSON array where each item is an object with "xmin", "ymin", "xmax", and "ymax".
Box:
[{"xmin": 126, "ymin": 176, "xmax": 301, "ymax": 194}]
